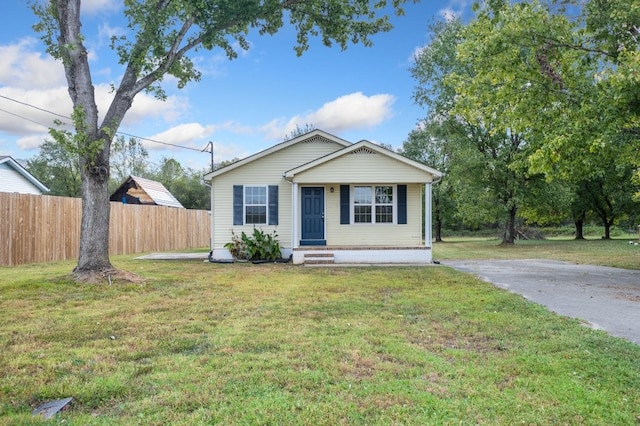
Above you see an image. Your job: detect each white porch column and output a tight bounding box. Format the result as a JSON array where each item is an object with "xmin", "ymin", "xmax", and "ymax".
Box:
[
  {"xmin": 292, "ymin": 182, "xmax": 299, "ymax": 248},
  {"xmin": 424, "ymin": 182, "xmax": 432, "ymax": 248}
]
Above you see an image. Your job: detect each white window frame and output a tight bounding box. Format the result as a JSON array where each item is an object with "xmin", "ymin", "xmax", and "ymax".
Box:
[
  {"xmin": 244, "ymin": 185, "xmax": 268, "ymax": 225},
  {"xmin": 351, "ymin": 185, "xmax": 396, "ymax": 224}
]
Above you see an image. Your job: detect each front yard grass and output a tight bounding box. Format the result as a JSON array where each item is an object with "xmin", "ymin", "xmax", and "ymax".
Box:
[
  {"xmin": 433, "ymin": 237, "xmax": 640, "ymax": 270},
  {"xmin": 1, "ymin": 254, "xmax": 639, "ymax": 424}
]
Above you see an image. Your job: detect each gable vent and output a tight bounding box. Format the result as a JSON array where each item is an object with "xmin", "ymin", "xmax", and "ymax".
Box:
[
  {"xmin": 351, "ymin": 147, "xmax": 376, "ymax": 154},
  {"xmin": 304, "ymin": 136, "xmax": 333, "ymax": 144}
]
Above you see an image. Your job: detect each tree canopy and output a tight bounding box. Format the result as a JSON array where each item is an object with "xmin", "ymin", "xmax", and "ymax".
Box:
[{"xmin": 408, "ymin": 0, "xmax": 639, "ymax": 241}]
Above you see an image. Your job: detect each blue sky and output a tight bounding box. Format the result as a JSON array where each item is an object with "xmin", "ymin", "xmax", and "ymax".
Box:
[{"xmin": 0, "ymin": 0, "xmax": 471, "ymax": 171}]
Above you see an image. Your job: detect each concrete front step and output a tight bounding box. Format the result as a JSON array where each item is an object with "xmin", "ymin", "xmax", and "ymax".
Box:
[{"xmin": 303, "ymin": 252, "xmax": 335, "ymax": 265}]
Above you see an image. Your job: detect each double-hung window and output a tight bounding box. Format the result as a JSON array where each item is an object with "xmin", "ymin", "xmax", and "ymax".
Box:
[
  {"xmin": 233, "ymin": 185, "xmax": 278, "ymax": 226},
  {"xmin": 244, "ymin": 186, "xmax": 267, "ymax": 224},
  {"xmin": 353, "ymin": 185, "xmax": 394, "ymax": 224}
]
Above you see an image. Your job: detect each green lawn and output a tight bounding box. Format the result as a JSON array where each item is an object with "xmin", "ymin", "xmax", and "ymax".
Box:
[
  {"xmin": 1, "ymin": 243, "xmax": 639, "ymax": 424},
  {"xmin": 433, "ymin": 236, "xmax": 640, "ymax": 270}
]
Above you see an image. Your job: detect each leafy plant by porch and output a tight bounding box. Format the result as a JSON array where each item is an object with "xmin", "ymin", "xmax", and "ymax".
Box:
[
  {"xmin": 1, "ymin": 253, "xmax": 639, "ymax": 424},
  {"xmin": 224, "ymin": 228, "xmax": 282, "ymax": 261}
]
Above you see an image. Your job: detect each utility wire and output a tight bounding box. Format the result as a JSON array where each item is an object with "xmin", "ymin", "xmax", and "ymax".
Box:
[
  {"xmin": 0, "ymin": 94, "xmax": 69, "ymax": 119},
  {"xmin": 0, "ymin": 106, "xmax": 58, "ymax": 128},
  {"xmin": 0, "ymin": 93, "xmax": 209, "ymax": 153}
]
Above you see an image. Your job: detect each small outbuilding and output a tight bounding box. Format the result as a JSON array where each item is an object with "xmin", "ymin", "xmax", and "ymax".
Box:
[
  {"xmin": 110, "ymin": 176, "xmax": 184, "ymax": 208},
  {"xmin": 0, "ymin": 156, "xmax": 49, "ymax": 195}
]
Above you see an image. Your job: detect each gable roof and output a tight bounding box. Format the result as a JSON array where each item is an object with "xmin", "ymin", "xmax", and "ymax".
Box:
[
  {"xmin": 0, "ymin": 156, "xmax": 49, "ymax": 193},
  {"xmin": 110, "ymin": 176, "xmax": 184, "ymax": 208},
  {"xmin": 203, "ymin": 129, "xmax": 351, "ymax": 181},
  {"xmin": 283, "ymin": 140, "xmax": 443, "ymax": 180}
]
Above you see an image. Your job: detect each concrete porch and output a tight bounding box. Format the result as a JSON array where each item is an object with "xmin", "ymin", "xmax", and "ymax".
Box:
[{"xmin": 292, "ymin": 246, "xmax": 432, "ymax": 265}]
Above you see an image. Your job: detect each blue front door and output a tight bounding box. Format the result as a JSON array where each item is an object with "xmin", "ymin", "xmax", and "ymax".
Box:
[{"xmin": 301, "ymin": 187, "xmax": 325, "ymax": 245}]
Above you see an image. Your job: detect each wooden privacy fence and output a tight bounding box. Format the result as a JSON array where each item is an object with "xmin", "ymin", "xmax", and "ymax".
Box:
[{"xmin": 0, "ymin": 192, "xmax": 210, "ymax": 266}]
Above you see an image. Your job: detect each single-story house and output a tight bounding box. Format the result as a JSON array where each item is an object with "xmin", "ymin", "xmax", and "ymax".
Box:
[
  {"xmin": 0, "ymin": 156, "xmax": 49, "ymax": 194},
  {"xmin": 203, "ymin": 129, "xmax": 442, "ymax": 265},
  {"xmin": 110, "ymin": 175, "xmax": 184, "ymax": 208}
]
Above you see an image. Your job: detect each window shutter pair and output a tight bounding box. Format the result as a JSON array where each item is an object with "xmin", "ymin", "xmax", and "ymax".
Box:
[
  {"xmin": 233, "ymin": 185, "xmax": 278, "ymax": 226},
  {"xmin": 339, "ymin": 184, "xmax": 407, "ymax": 224}
]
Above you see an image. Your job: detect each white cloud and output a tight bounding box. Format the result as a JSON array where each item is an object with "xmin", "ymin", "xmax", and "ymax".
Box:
[
  {"xmin": 113, "ymin": 87, "xmax": 188, "ymax": 125},
  {"xmin": 0, "ymin": 83, "xmax": 188, "ymax": 142},
  {"xmin": 16, "ymin": 133, "xmax": 50, "ymax": 150},
  {"xmin": 145, "ymin": 123, "xmax": 216, "ymax": 150},
  {"xmin": 141, "ymin": 121, "xmax": 254, "ymax": 159},
  {"xmin": 98, "ymin": 22, "xmax": 126, "ymax": 41},
  {"xmin": 0, "ymin": 86, "xmax": 73, "ymax": 137},
  {"xmin": 0, "ymin": 38, "xmax": 66, "ymax": 90},
  {"xmin": 261, "ymin": 92, "xmax": 396, "ymax": 140},
  {"xmin": 409, "ymin": 45, "xmax": 427, "ymax": 64},
  {"xmin": 82, "ymin": 0, "xmax": 122, "ymax": 15},
  {"xmin": 438, "ymin": 8, "xmax": 459, "ymax": 22},
  {"xmin": 438, "ymin": 0, "xmax": 470, "ymax": 22}
]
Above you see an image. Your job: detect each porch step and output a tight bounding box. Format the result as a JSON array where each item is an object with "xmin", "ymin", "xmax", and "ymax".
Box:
[{"xmin": 303, "ymin": 252, "xmax": 335, "ymax": 265}]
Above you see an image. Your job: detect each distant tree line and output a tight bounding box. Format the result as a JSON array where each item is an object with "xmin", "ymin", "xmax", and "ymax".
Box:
[{"xmin": 27, "ymin": 136, "xmax": 211, "ymax": 210}]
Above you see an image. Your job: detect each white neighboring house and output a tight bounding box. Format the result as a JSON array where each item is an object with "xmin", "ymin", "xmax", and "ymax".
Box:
[
  {"xmin": 204, "ymin": 129, "xmax": 442, "ymax": 265},
  {"xmin": 0, "ymin": 156, "xmax": 49, "ymax": 195}
]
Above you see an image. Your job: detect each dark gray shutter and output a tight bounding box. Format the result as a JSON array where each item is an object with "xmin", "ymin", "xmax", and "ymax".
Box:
[
  {"xmin": 268, "ymin": 185, "xmax": 278, "ymax": 225},
  {"xmin": 233, "ymin": 185, "xmax": 243, "ymax": 225},
  {"xmin": 397, "ymin": 184, "xmax": 407, "ymax": 224},
  {"xmin": 340, "ymin": 185, "xmax": 350, "ymax": 224}
]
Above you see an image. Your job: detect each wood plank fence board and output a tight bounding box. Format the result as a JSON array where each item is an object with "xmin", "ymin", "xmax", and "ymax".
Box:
[{"xmin": 0, "ymin": 193, "xmax": 210, "ymax": 266}]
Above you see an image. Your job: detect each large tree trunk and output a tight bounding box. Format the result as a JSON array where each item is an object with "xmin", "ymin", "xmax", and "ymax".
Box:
[
  {"xmin": 75, "ymin": 154, "xmax": 112, "ymax": 273},
  {"xmin": 603, "ymin": 218, "xmax": 613, "ymax": 240},
  {"xmin": 434, "ymin": 197, "xmax": 443, "ymax": 243},
  {"xmin": 434, "ymin": 217, "xmax": 443, "ymax": 243},
  {"xmin": 574, "ymin": 211, "xmax": 585, "ymax": 240},
  {"xmin": 502, "ymin": 206, "xmax": 517, "ymax": 245}
]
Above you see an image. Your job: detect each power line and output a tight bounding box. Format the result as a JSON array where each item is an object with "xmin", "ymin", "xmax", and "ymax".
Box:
[
  {"xmin": 0, "ymin": 93, "xmax": 209, "ymax": 153},
  {"xmin": 0, "ymin": 106, "xmax": 59, "ymax": 129},
  {"xmin": 117, "ymin": 130, "xmax": 204, "ymax": 152},
  {"xmin": 0, "ymin": 94, "xmax": 69, "ymax": 119}
]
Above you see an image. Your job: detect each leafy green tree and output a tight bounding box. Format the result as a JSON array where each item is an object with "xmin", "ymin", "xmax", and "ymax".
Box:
[
  {"xmin": 574, "ymin": 165, "xmax": 639, "ymax": 240},
  {"xmin": 31, "ymin": 0, "xmax": 410, "ymax": 279},
  {"xmin": 214, "ymin": 157, "xmax": 242, "ymax": 170},
  {"xmin": 411, "ymin": 17, "xmax": 551, "ymax": 244},
  {"xmin": 27, "ymin": 140, "xmax": 81, "ymax": 197},
  {"xmin": 110, "ymin": 136, "xmax": 151, "ymax": 190},
  {"xmin": 170, "ymin": 168, "xmax": 211, "ymax": 210},
  {"xmin": 149, "ymin": 157, "xmax": 210, "ymax": 210},
  {"xmin": 284, "ymin": 124, "xmax": 316, "ymax": 141},
  {"xmin": 401, "ymin": 126, "xmax": 454, "ymax": 242},
  {"xmin": 450, "ymin": 0, "xmax": 639, "ymax": 238}
]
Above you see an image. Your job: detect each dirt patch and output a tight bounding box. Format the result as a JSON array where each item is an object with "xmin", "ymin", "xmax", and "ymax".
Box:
[{"xmin": 70, "ymin": 268, "xmax": 145, "ymax": 285}]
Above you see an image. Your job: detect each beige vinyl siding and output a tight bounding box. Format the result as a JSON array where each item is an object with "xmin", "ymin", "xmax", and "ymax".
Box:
[
  {"xmin": 212, "ymin": 140, "xmax": 344, "ymax": 250},
  {"xmin": 292, "ymin": 152, "xmax": 436, "ymax": 184},
  {"xmin": 324, "ymin": 183, "xmax": 424, "ymax": 246}
]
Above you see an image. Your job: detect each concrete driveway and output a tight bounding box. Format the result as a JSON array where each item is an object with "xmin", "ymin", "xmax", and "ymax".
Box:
[{"xmin": 442, "ymin": 259, "xmax": 640, "ymax": 345}]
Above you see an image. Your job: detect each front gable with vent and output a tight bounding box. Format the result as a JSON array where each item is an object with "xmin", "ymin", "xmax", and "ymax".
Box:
[{"xmin": 205, "ymin": 131, "xmax": 442, "ymax": 264}]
